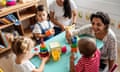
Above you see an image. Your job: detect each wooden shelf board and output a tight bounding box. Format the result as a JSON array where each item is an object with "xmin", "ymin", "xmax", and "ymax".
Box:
[
  {"xmin": 0, "ymin": 23, "xmax": 13, "ymax": 29},
  {"xmin": 0, "ymin": 2, "xmax": 37, "ymax": 17},
  {"xmin": 0, "ymin": 47, "xmax": 11, "ymax": 54},
  {"xmin": 20, "ymin": 13, "xmax": 36, "ymax": 21}
]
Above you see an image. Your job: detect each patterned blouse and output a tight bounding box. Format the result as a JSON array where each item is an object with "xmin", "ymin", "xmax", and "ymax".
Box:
[{"xmin": 70, "ymin": 24, "xmax": 117, "ymax": 60}]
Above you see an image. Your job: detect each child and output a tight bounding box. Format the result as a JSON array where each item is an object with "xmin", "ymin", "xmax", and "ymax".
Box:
[
  {"xmin": 70, "ymin": 38, "xmax": 100, "ymax": 72},
  {"xmin": 10, "ymin": 36, "xmax": 49, "ymax": 72},
  {"xmin": 32, "ymin": 5, "xmax": 54, "ymax": 44}
]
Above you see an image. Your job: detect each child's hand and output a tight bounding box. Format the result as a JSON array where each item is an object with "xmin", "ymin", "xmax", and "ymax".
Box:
[
  {"xmin": 41, "ymin": 56, "xmax": 50, "ymax": 63},
  {"xmin": 34, "ymin": 52, "xmax": 39, "ymax": 56},
  {"xmin": 65, "ymin": 30, "xmax": 72, "ymax": 44},
  {"xmin": 50, "ymin": 28, "xmax": 55, "ymax": 36}
]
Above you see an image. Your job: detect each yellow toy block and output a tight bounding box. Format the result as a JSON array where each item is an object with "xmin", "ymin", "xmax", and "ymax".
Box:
[
  {"xmin": 49, "ymin": 42, "xmax": 61, "ymax": 61},
  {"xmin": 0, "ymin": 68, "xmax": 3, "ymax": 72}
]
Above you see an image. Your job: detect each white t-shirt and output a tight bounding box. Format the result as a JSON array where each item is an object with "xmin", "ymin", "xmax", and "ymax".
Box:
[
  {"xmin": 32, "ymin": 21, "xmax": 54, "ymax": 34},
  {"xmin": 49, "ymin": 0, "xmax": 77, "ymax": 26},
  {"xmin": 12, "ymin": 54, "xmax": 35, "ymax": 72}
]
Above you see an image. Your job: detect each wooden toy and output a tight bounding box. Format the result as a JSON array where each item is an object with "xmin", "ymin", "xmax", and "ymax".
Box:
[
  {"xmin": 49, "ymin": 42, "xmax": 61, "ymax": 61},
  {"xmin": 39, "ymin": 39, "xmax": 49, "ymax": 57},
  {"xmin": 45, "ymin": 29, "xmax": 54, "ymax": 37},
  {"xmin": 71, "ymin": 37, "xmax": 77, "ymax": 53}
]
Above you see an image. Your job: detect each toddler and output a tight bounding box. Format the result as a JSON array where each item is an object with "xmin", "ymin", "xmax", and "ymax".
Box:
[
  {"xmin": 33, "ymin": 5, "xmax": 54, "ymax": 44},
  {"xmin": 70, "ymin": 37, "xmax": 100, "ymax": 72},
  {"xmin": 11, "ymin": 36, "xmax": 49, "ymax": 72}
]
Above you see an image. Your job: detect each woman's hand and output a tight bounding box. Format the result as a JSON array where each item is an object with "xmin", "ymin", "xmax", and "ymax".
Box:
[{"xmin": 65, "ymin": 30, "xmax": 72, "ymax": 44}]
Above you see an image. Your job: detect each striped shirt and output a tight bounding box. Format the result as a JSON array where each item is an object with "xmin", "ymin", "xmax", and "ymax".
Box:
[{"xmin": 75, "ymin": 49, "xmax": 100, "ymax": 72}]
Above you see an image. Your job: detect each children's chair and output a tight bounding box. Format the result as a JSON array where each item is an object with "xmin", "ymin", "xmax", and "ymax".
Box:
[{"xmin": 109, "ymin": 63, "xmax": 118, "ymax": 72}]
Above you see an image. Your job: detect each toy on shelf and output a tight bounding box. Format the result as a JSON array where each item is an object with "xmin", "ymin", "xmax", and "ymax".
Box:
[
  {"xmin": 6, "ymin": 0, "xmax": 16, "ymax": 6},
  {"xmin": 45, "ymin": 29, "xmax": 54, "ymax": 37},
  {"xmin": 0, "ymin": 68, "xmax": 3, "ymax": 72},
  {"xmin": 0, "ymin": 0, "xmax": 6, "ymax": 7},
  {"xmin": 39, "ymin": 39, "xmax": 49, "ymax": 57},
  {"xmin": 71, "ymin": 36, "xmax": 77, "ymax": 53},
  {"xmin": 49, "ymin": 42, "xmax": 61, "ymax": 61}
]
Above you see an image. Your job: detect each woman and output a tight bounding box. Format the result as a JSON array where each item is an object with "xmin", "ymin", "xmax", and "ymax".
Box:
[
  {"xmin": 66, "ymin": 11, "xmax": 117, "ymax": 72},
  {"xmin": 49, "ymin": 0, "xmax": 77, "ymax": 35}
]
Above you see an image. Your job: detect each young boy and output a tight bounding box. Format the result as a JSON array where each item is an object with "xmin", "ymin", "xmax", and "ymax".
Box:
[
  {"xmin": 70, "ymin": 38, "xmax": 100, "ymax": 72},
  {"xmin": 32, "ymin": 5, "xmax": 54, "ymax": 44}
]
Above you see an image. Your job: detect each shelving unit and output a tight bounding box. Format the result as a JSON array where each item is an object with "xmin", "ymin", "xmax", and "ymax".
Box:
[{"xmin": 0, "ymin": 1, "xmax": 39, "ymax": 54}]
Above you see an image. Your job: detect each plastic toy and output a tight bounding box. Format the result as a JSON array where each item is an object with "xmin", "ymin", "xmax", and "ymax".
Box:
[
  {"xmin": 39, "ymin": 39, "xmax": 49, "ymax": 57},
  {"xmin": 6, "ymin": 0, "xmax": 16, "ymax": 6},
  {"xmin": 71, "ymin": 37, "xmax": 77, "ymax": 53},
  {"xmin": 0, "ymin": 0, "xmax": 6, "ymax": 7},
  {"xmin": 45, "ymin": 29, "xmax": 54, "ymax": 37},
  {"xmin": 61, "ymin": 46, "xmax": 67, "ymax": 53},
  {"xmin": 49, "ymin": 42, "xmax": 61, "ymax": 61},
  {"xmin": 0, "ymin": 68, "xmax": 3, "ymax": 72}
]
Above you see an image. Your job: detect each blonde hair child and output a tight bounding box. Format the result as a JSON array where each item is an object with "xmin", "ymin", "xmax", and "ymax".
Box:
[{"xmin": 10, "ymin": 36, "xmax": 49, "ymax": 72}]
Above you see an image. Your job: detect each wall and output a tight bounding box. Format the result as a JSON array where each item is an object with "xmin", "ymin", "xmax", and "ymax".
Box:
[{"xmin": 74, "ymin": 0, "xmax": 120, "ymax": 46}]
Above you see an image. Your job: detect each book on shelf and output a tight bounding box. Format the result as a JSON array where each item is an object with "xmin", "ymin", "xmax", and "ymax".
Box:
[
  {"xmin": 0, "ymin": 44, "xmax": 5, "ymax": 48},
  {"xmin": 0, "ymin": 17, "xmax": 12, "ymax": 24},
  {"xmin": 6, "ymin": 14, "xmax": 21, "ymax": 26},
  {"xmin": 0, "ymin": 32, "xmax": 9, "ymax": 48}
]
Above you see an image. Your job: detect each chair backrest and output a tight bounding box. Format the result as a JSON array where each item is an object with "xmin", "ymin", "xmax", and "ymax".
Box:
[{"xmin": 109, "ymin": 64, "xmax": 118, "ymax": 72}]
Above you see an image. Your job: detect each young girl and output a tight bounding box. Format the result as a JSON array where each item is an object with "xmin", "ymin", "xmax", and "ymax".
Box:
[
  {"xmin": 33, "ymin": 5, "xmax": 54, "ymax": 44},
  {"xmin": 11, "ymin": 36, "xmax": 49, "ymax": 72},
  {"xmin": 70, "ymin": 38, "xmax": 100, "ymax": 72}
]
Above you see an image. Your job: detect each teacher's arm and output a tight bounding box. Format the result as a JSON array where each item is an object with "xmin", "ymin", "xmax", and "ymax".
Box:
[
  {"xmin": 72, "ymin": 9, "xmax": 77, "ymax": 25},
  {"xmin": 50, "ymin": 11, "xmax": 65, "ymax": 31}
]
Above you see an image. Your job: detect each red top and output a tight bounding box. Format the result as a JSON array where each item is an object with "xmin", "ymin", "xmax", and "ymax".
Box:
[{"xmin": 75, "ymin": 49, "xmax": 100, "ymax": 72}]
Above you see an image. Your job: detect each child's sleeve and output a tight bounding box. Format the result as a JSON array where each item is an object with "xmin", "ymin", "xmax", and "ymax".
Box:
[
  {"xmin": 50, "ymin": 21, "xmax": 54, "ymax": 28},
  {"xmin": 32, "ymin": 24, "xmax": 42, "ymax": 34}
]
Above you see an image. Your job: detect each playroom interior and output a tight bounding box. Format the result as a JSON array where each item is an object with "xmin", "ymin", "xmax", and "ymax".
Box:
[{"xmin": 0, "ymin": 0, "xmax": 120, "ymax": 72}]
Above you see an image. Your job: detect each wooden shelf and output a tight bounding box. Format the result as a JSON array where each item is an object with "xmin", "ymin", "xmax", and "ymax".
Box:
[
  {"xmin": 0, "ymin": 2, "xmax": 37, "ymax": 17},
  {"xmin": 0, "ymin": 47, "xmax": 11, "ymax": 54},
  {"xmin": 20, "ymin": 13, "xmax": 36, "ymax": 21},
  {"xmin": 0, "ymin": 23, "xmax": 13, "ymax": 29},
  {"xmin": 24, "ymin": 29, "xmax": 33, "ymax": 38}
]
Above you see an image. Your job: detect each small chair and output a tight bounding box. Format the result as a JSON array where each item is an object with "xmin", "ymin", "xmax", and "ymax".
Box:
[
  {"xmin": 109, "ymin": 63, "xmax": 118, "ymax": 72},
  {"xmin": 99, "ymin": 63, "xmax": 118, "ymax": 72}
]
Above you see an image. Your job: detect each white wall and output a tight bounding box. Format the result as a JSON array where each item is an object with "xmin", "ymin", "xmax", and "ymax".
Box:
[{"xmin": 74, "ymin": 0, "xmax": 120, "ymax": 46}]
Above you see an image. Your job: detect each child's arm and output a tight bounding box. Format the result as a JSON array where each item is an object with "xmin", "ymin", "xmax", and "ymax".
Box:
[
  {"xmin": 27, "ymin": 52, "xmax": 39, "ymax": 59},
  {"xmin": 70, "ymin": 53, "xmax": 75, "ymax": 72},
  {"xmin": 34, "ymin": 33, "xmax": 47, "ymax": 38},
  {"xmin": 32, "ymin": 56, "xmax": 49, "ymax": 72}
]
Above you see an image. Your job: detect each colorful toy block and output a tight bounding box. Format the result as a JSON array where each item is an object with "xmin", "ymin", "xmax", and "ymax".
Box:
[
  {"xmin": 39, "ymin": 39, "xmax": 49, "ymax": 57},
  {"xmin": 71, "ymin": 37, "xmax": 77, "ymax": 53},
  {"xmin": 45, "ymin": 29, "xmax": 54, "ymax": 37}
]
